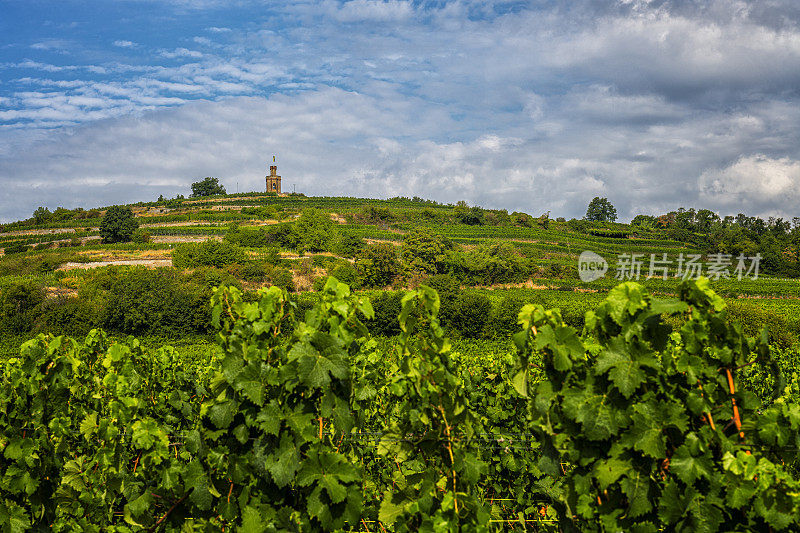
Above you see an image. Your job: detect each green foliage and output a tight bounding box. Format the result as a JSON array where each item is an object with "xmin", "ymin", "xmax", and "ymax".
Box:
[
  {"xmin": 400, "ymin": 230, "xmax": 447, "ymax": 275},
  {"xmin": 363, "ymin": 290, "xmax": 403, "ymax": 337},
  {"xmin": 99, "ymin": 205, "xmax": 139, "ymax": 243},
  {"xmin": 454, "ymin": 201, "xmax": 485, "ymax": 226},
  {"xmin": 356, "ymin": 243, "xmax": 401, "ymax": 288},
  {"xmin": 726, "ymin": 300, "xmax": 796, "ymax": 349},
  {"xmin": 131, "ymin": 228, "xmax": 151, "ymax": 243},
  {"xmin": 296, "ymin": 208, "xmax": 335, "ymax": 253},
  {"xmin": 378, "ymin": 286, "xmax": 490, "ymax": 530},
  {"xmin": 585, "ymin": 196, "xmax": 618, "ymax": 222},
  {"xmin": 0, "ymin": 281, "xmax": 45, "ymax": 334},
  {"xmin": 2, "ymin": 244, "xmax": 28, "ymax": 255},
  {"xmin": 195, "ymin": 277, "xmax": 372, "ymax": 529},
  {"xmin": 96, "ymin": 267, "xmax": 209, "ymax": 336},
  {"xmin": 31, "ymin": 206, "xmax": 52, "ymax": 224},
  {"xmin": 448, "ymin": 292, "xmax": 492, "ymax": 339},
  {"xmin": 518, "ymin": 278, "xmax": 800, "ymax": 531},
  {"xmin": 172, "ymin": 239, "xmax": 246, "ymax": 269},
  {"xmin": 190, "ymin": 177, "xmax": 226, "ymax": 197}
]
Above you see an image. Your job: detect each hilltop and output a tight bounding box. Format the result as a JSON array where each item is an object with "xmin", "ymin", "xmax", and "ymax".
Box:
[{"xmin": 1, "ymin": 193, "xmax": 799, "ymax": 351}]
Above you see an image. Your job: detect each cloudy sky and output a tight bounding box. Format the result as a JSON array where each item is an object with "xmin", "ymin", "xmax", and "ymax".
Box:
[{"xmin": 1, "ymin": 0, "xmax": 800, "ymax": 223}]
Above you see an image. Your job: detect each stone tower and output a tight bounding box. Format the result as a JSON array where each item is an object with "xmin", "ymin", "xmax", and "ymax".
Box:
[{"xmin": 266, "ymin": 163, "xmax": 281, "ymax": 194}]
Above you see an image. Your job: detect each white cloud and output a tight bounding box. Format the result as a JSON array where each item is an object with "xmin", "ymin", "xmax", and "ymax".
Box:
[
  {"xmin": 159, "ymin": 48, "xmax": 204, "ymax": 59},
  {"xmin": 4, "ymin": 1, "xmax": 800, "ymax": 222},
  {"xmin": 699, "ymin": 155, "xmax": 800, "ymax": 208},
  {"xmin": 326, "ymin": 0, "xmax": 415, "ymax": 22},
  {"xmin": 113, "ymin": 40, "xmax": 137, "ymax": 48}
]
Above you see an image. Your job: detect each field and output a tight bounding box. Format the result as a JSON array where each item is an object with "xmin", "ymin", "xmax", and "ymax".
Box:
[{"xmin": 2, "ymin": 193, "xmax": 800, "ymax": 530}]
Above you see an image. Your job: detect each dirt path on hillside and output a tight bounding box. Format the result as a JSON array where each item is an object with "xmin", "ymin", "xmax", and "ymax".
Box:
[
  {"xmin": 57, "ymin": 259, "xmax": 173, "ymax": 270},
  {"xmin": 151, "ymin": 235, "xmax": 224, "ymax": 243},
  {"xmin": 0, "ymin": 228, "xmax": 87, "ymax": 238}
]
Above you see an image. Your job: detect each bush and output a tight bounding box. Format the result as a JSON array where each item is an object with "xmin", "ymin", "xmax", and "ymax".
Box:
[
  {"xmin": 401, "ymin": 230, "xmax": 446, "ymax": 275},
  {"xmin": 96, "ymin": 267, "xmax": 207, "ymax": 336},
  {"xmin": 34, "ymin": 296, "xmax": 96, "ymax": 336},
  {"xmin": 172, "ymin": 239, "xmax": 246, "ymax": 269},
  {"xmin": 99, "ymin": 205, "xmax": 139, "ymax": 243},
  {"xmin": 356, "ymin": 243, "xmax": 401, "ymax": 288},
  {"xmin": 364, "ymin": 290, "xmax": 403, "ymax": 336},
  {"xmin": 0, "ymin": 281, "xmax": 45, "ymax": 333},
  {"xmin": 3, "ymin": 243, "xmax": 28, "ymax": 254},
  {"xmin": 727, "ymin": 300, "xmax": 796, "ymax": 348},
  {"xmin": 296, "ymin": 208, "xmax": 335, "ymax": 252},
  {"xmin": 425, "ymin": 274, "xmax": 460, "ymax": 325},
  {"xmin": 269, "ymin": 267, "xmax": 295, "ymax": 292},
  {"xmin": 448, "ymin": 292, "xmax": 491, "ymax": 338},
  {"xmin": 131, "ymin": 228, "xmax": 151, "ymax": 244},
  {"xmin": 329, "ymin": 232, "xmax": 364, "ymax": 258},
  {"xmin": 225, "ymin": 227, "xmax": 271, "ymax": 248},
  {"xmin": 330, "ymin": 264, "xmax": 360, "ymax": 289},
  {"xmin": 485, "ymin": 295, "xmax": 528, "ymax": 339}
]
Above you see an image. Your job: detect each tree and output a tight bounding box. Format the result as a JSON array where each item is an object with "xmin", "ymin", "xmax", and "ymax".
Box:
[
  {"xmin": 190, "ymin": 177, "xmax": 226, "ymax": 197},
  {"xmin": 32, "ymin": 206, "xmax": 52, "ymax": 224},
  {"xmin": 295, "ymin": 208, "xmax": 334, "ymax": 252},
  {"xmin": 454, "ymin": 201, "xmax": 485, "ymax": 225},
  {"xmin": 401, "ymin": 230, "xmax": 447, "ymax": 274},
  {"xmin": 355, "ymin": 243, "xmax": 401, "ymax": 287},
  {"xmin": 585, "ymin": 196, "xmax": 618, "ymax": 222},
  {"xmin": 99, "ymin": 205, "xmax": 139, "ymax": 243}
]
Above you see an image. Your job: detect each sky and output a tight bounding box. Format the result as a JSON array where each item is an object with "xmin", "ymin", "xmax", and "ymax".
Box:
[{"xmin": 2, "ymin": 0, "xmax": 800, "ymax": 223}]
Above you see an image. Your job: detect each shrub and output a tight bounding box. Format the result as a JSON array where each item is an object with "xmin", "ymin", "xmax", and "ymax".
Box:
[
  {"xmin": 131, "ymin": 228, "xmax": 151, "ymax": 243},
  {"xmin": 485, "ymin": 295, "xmax": 529, "ymax": 338},
  {"xmin": 96, "ymin": 267, "xmax": 206, "ymax": 336},
  {"xmin": 99, "ymin": 205, "xmax": 139, "ymax": 243},
  {"xmin": 172, "ymin": 239, "xmax": 246, "ymax": 269},
  {"xmin": 512, "ymin": 212, "xmax": 533, "ymax": 227},
  {"xmin": 225, "ymin": 227, "xmax": 271, "ymax": 248},
  {"xmin": 330, "ymin": 263, "xmax": 360, "ymax": 289},
  {"xmin": 401, "ymin": 230, "xmax": 447, "ymax": 275},
  {"xmin": 0, "ymin": 280, "xmax": 45, "ymax": 333},
  {"xmin": 34, "ymin": 296, "xmax": 96, "ymax": 336},
  {"xmin": 424, "ymin": 274, "xmax": 460, "ymax": 325},
  {"xmin": 364, "ymin": 290, "xmax": 403, "ymax": 336},
  {"xmin": 269, "ymin": 267, "xmax": 295, "ymax": 292},
  {"xmin": 3, "ymin": 243, "xmax": 28, "ymax": 254},
  {"xmin": 727, "ymin": 300, "xmax": 796, "ymax": 348},
  {"xmin": 295, "ymin": 208, "xmax": 335, "ymax": 252},
  {"xmin": 356, "ymin": 243, "xmax": 401, "ymax": 288},
  {"xmin": 330, "ymin": 232, "xmax": 364, "ymax": 258},
  {"xmin": 448, "ymin": 292, "xmax": 491, "ymax": 338}
]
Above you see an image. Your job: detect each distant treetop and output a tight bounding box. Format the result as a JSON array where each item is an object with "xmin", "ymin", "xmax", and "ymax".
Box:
[
  {"xmin": 191, "ymin": 177, "xmax": 226, "ymax": 197},
  {"xmin": 585, "ymin": 196, "xmax": 618, "ymax": 222}
]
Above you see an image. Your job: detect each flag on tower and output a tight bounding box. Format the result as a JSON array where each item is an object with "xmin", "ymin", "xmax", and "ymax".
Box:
[{"xmin": 273, "ymin": 155, "xmax": 276, "ymax": 162}]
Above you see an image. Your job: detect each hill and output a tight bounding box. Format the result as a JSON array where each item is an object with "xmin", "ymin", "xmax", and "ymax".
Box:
[{"xmin": 1, "ymin": 193, "xmax": 799, "ymax": 351}]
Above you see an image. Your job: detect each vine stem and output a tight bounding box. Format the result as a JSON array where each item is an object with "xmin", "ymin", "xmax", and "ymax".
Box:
[
  {"xmin": 149, "ymin": 494, "xmax": 187, "ymax": 532},
  {"xmin": 696, "ymin": 381, "xmax": 716, "ymax": 431},
  {"xmin": 437, "ymin": 405, "xmax": 459, "ymax": 516},
  {"xmin": 725, "ymin": 367, "xmax": 750, "ymax": 455}
]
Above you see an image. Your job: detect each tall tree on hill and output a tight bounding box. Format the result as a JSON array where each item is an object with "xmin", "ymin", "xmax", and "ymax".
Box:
[
  {"xmin": 99, "ymin": 205, "xmax": 139, "ymax": 243},
  {"xmin": 190, "ymin": 177, "xmax": 226, "ymax": 197},
  {"xmin": 585, "ymin": 196, "xmax": 618, "ymax": 222}
]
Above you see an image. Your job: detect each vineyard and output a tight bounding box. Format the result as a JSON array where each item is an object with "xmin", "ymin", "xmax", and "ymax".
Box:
[
  {"xmin": 2, "ymin": 194, "xmax": 800, "ymax": 529},
  {"xmin": 3, "ymin": 277, "xmax": 800, "ymax": 531}
]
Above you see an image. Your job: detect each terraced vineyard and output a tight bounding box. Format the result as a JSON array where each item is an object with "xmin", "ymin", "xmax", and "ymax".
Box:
[{"xmin": 2, "ymin": 193, "xmax": 800, "ymax": 530}]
